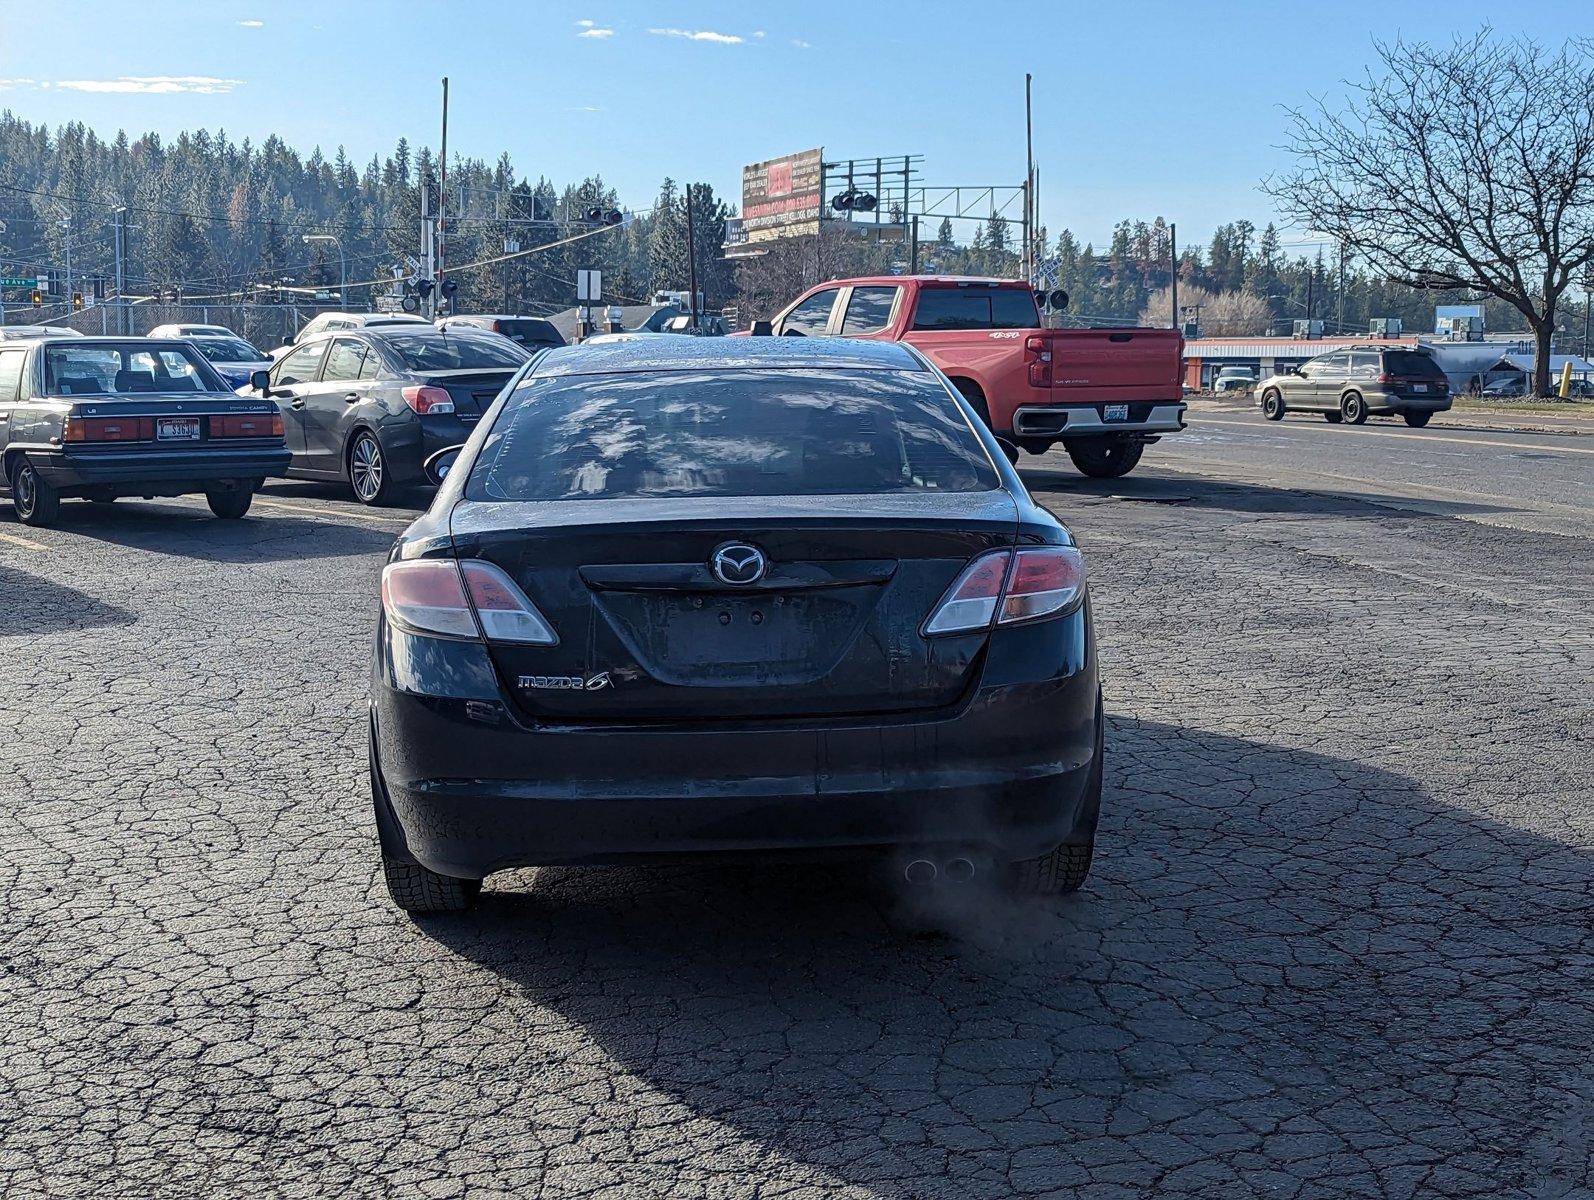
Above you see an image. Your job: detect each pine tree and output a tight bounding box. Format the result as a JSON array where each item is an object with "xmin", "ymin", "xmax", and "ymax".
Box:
[{"xmin": 936, "ymin": 217, "xmax": 956, "ymax": 252}]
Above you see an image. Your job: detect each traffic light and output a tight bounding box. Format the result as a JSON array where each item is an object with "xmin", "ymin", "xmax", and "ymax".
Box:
[
  {"xmin": 31, "ymin": 289, "xmax": 42, "ymax": 307},
  {"xmin": 582, "ymin": 207, "xmax": 624, "ymax": 226},
  {"xmin": 415, "ymin": 279, "xmax": 435, "ymax": 300},
  {"xmin": 440, "ymin": 278, "xmax": 457, "ymax": 300},
  {"xmin": 830, "ymin": 191, "xmax": 878, "ymax": 214},
  {"xmin": 72, "ymin": 292, "xmax": 84, "ymax": 311}
]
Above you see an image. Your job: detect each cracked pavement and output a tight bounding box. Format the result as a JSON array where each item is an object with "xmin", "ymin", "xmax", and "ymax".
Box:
[{"xmin": 1, "ymin": 427, "xmax": 1591, "ymax": 1199}]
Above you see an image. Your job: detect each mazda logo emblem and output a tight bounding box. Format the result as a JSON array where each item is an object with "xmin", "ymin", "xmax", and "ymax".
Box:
[{"xmin": 710, "ymin": 542, "xmax": 767, "ymax": 585}]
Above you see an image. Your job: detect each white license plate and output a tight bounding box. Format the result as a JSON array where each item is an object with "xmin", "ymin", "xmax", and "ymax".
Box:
[
  {"xmin": 1411, "ymin": 384, "xmax": 1427, "ymax": 392},
  {"xmin": 157, "ymin": 417, "xmax": 201, "ymax": 441},
  {"xmin": 1104, "ymin": 404, "xmax": 1129, "ymax": 421}
]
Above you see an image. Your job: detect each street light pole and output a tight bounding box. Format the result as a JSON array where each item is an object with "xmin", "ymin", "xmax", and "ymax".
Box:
[{"xmin": 302, "ymin": 234, "xmax": 346, "ymax": 308}]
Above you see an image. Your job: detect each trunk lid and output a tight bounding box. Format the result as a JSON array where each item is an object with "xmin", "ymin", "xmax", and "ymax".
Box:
[
  {"xmin": 414, "ymin": 368, "xmax": 519, "ymax": 418},
  {"xmin": 448, "ymin": 492, "xmax": 1017, "ymax": 723}
]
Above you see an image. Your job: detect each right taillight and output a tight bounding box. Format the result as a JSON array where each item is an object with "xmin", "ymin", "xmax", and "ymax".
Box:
[
  {"xmin": 1024, "ymin": 334, "xmax": 1053, "ymax": 388},
  {"xmin": 922, "ymin": 546, "xmax": 1085, "ymax": 636},
  {"xmin": 401, "ymin": 385, "xmax": 455, "ymax": 414},
  {"xmin": 381, "ymin": 559, "xmax": 558, "ymax": 644}
]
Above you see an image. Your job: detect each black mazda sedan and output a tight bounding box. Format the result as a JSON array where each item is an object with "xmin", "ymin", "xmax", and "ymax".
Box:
[{"xmin": 369, "ymin": 337, "xmax": 1103, "ymax": 912}]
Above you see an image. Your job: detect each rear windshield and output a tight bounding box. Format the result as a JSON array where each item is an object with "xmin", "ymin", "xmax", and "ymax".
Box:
[
  {"xmin": 494, "ymin": 320, "xmax": 563, "ymax": 346},
  {"xmin": 189, "ymin": 335, "xmax": 263, "ymax": 362},
  {"xmin": 378, "ymin": 331, "xmax": 529, "ymax": 372},
  {"xmin": 911, "ymin": 287, "xmax": 1039, "ymax": 331},
  {"xmin": 1384, "ymin": 352, "xmax": 1445, "ymax": 378},
  {"xmin": 467, "ymin": 368, "xmax": 999, "ymax": 501},
  {"xmin": 44, "ymin": 343, "xmax": 228, "ymax": 395}
]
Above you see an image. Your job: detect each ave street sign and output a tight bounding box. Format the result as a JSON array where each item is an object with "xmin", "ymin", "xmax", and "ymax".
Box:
[{"xmin": 0, "ymin": 277, "xmax": 36, "ymax": 288}]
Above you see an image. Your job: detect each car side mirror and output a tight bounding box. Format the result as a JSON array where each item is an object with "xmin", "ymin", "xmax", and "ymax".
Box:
[
  {"xmin": 250, "ymin": 369, "xmax": 272, "ymax": 394},
  {"xmin": 424, "ymin": 444, "xmax": 465, "ymax": 487},
  {"xmin": 282, "ymin": 336, "xmax": 294, "ymax": 347},
  {"xmin": 750, "ymin": 319, "xmax": 773, "ymax": 337}
]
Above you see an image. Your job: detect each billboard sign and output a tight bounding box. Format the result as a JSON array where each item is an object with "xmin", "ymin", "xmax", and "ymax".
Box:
[{"xmin": 742, "ymin": 148, "xmax": 823, "ymax": 244}]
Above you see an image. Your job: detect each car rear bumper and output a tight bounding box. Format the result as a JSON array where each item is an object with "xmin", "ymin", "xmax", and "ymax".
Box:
[
  {"xmin": 1012, "ymin": 402, "xmax": 1186, "ymax": 439},
  {"xmin": 24, "ymin": 444, "xmax": 291, "ymax": 493},
  {"xmin": 370, "ymin": 610, "xmax": 1101, "ymax": 878},
  {"xmin": 1374, "ymin": 395, "xmax": 1452, "ymax": 414}
]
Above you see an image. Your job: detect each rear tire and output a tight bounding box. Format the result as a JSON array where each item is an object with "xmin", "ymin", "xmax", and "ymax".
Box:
[
  {"xmin": 206, "ymin": 488, "xmax": 253, "ymax": 519},
  {"xmin": 382, "ymin": 854, "xmax": 481, "ymax": 914},
  {"xmin": 10, "ymin": 458, "xmax": 60, "ymax": 528},
  {"xmin": 1009, "ymin": 706, "xmax": 1103, "ymax": 896},
  {"xmin": 1260, "ymin": 389, "xmax": 1286, "ymax": 421},
  {"xmin": 1403, "ymin": 411, "xmax": 1432, "ymax": 428},
  {"xmin": 952, "ymin": 379, "xmax": 993, "ymax": 430},
  {"xmin": 348, "ymin": 431, "xmax": 396, "ymax": 506},
  {"xmin": 1341, "ymin": 392, "xmax": 1369, "ymax": 424},
  {"xmin": 1065, "ymin": 437, "xmax": 1144, "ymax": 479},
  {"xmin": 1323, "ymin": 411, "xmax": 1343, "ymax": 424}
]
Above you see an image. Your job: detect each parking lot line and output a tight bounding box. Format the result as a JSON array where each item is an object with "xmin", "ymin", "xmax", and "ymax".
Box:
[
  {"xmin": 252, "ymin": 499, "xmax": 410, "ymax": 525},
  {"xmin": 0, "ymin": 530, "xmax": 49, "ymax": 551}
]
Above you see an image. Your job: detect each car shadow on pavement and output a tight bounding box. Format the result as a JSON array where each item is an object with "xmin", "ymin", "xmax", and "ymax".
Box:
[
  {"xmin": 415, "ymin": 716, "xmax": 1591, "ymax": 1199},
  {"xmin": 1019, "ymin": 467, "xmax": 1514, "ymax": 523},
  {"xmin": 0, "ymin": 563, "xmax": 135, "ymax": 635},
  {"xmin": 259, "ymin": 480, "xmax": 432, "ymax": 513},
  {"xmin": 29, "ymin": 502, "xmax": 402, "ymax": 563}
]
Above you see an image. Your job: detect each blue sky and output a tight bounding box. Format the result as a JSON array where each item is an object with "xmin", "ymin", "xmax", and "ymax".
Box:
[{"xmin": 0, "ymin": 0, "xmax": 1581, "ymax": 252}]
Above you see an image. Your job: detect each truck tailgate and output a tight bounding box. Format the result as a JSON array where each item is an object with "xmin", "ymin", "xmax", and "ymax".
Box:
[{"xmin": 1049, "ymin": 328, "xmax": 1184, "ymax": 403}]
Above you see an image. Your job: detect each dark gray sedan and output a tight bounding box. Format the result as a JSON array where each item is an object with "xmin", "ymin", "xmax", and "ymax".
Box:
[{"xmin": 248, "ymin": 326, "xmax": 529, "ymax": 504}]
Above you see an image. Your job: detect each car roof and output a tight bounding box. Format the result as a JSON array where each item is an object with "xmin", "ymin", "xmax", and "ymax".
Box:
[
  {"xmin": 0, "ymin": 326, "xmax": 82, "ymax": 338},
  {"xmin": 824, "ymin": 274, "xmax": 1031, "ymax": 289},
  {"xmin": 533, "ymin": 334, "xmax": 924, "ymax": 377}
]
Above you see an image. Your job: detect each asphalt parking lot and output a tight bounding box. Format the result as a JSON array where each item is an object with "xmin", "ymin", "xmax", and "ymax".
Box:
[{"xmin": 3, "ymin": 420, "xmax": 1592, "ymax": 1199}]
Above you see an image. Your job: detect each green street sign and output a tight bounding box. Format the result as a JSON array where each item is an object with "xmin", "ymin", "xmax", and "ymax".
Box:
[{"xmin": 0, "ymin": 277, "xmax": 37, "ymax": 288}]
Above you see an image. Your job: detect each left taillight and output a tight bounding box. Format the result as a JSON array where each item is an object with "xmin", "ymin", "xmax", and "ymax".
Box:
[
  {"xmin": 1024, "ymin": 334, "xmax": 1053, "ymax": 388},
  {"xmin": 401, "ymin": 385, "xmax": 455, "ymax": 415},
  {"xmin": 922, "ymin": 546, "xmax": 1085, "ymax": 636},
  {"xmin": 63, "ymin": 416, "xmax": 154, "ymax": 442},
  {"xmin": 211, "ymin": 413, "xmax": 284, "ymax": 438},
  {"xmin": 381, "ymin": 559, "xmax": 558, "ymax": 645}
]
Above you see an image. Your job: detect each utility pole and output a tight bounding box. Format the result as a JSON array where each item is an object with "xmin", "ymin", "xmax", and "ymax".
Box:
[
  {"xmin": 437, "ymin": 77, "xmax": 449, "ymax": 309},
  {"xmin": 113, "ymin": 207, "xmax": 127, "ymax": 335},
  {"xmin": 421, "ymin": 187, "xmax": 436, "ymax": 319},
  {"xmin": 1337, "ymin": 240, "xmax": 1347, "ymax": 334},
  {"xmin": 684, "ymin": 183, "xmax": 700, "ymax": 331},
  {"xmin": 1170, "ymin": 223, "xmax": 1178, "ymax": 330},
  {"xmin": 910, "ymin": 215, "xmax": 920, "ymax": 275},
  {"xmin": 1024, "ymin": 72, "xmax": 1034, "ymax": 283}
]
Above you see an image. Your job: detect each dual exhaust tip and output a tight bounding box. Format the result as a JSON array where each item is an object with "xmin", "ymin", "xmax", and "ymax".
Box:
[{"xmin": 903, "ymin": 856, "xmax": 978, "ymax": 885}]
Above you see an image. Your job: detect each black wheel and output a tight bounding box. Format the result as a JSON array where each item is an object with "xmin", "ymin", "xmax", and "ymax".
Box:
[
  {"xmin": 1323, "ymin": 411, "xmax": 1343, "ymax": 424},
  {"xmin": 1340, "ymin": 392, "xmax": 1368, "ymax": 424},
  {"xmin": 1065, "ymin": 437, "xmax": 1144, "ymax": 479},
  {"xmin": 348, "ymin": 431, "xmax": 395, "ymax": 505},
  {"xmin": 1260, "ymin": 389, "xmax": 1286, "ymax": 421},
  {"xmin": 952, "ymin": 379, "xmax": 993, "ymax": 430},
  {"xmin": 1403, "ymin": 411, "xmax": 1432, "ymax": 428},
  {"xmin": 382, "ymin": 854, "xmax": 481, "ymax": 914},
  {"xmin": 205, "ymin": 488, "xmax": 253, "ymax": 519},
  {"xmin": 1009, "ymin": 704, "xmax": 1103, "ymax": 896},
  {"xmin": 10, "ymin": 457, "xmax": 60, "ymax": 527}
]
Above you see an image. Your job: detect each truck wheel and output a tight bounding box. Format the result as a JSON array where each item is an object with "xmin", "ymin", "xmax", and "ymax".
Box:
[
  {"xmin": 951, "ymin": 379, "xmax": 993, "ymax": 430},
  {"xmin": 1260, "ymin": 389, "xmax": 1286, "ymax": 420},
  {"xmin": 10, "ymin": 458, "xmax": 61, "ymax": 528},
  {"xmin": 1066, "ymin": 437, "xmax": 1144, "ymax": 479},
  {"xmin": 1340, "ymin": 392, "xmax": 1369, "ymax": 424}
]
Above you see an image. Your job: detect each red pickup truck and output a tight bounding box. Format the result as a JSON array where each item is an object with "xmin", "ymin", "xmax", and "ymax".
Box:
[{"xmin": 760, "ymin": 275, "xmax": 1186, "ymax": 477}]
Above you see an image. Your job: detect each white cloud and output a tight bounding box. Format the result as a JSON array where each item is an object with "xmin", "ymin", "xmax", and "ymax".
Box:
[
  {"xmin": 577, "ymin": 26, "xmax": 614, "ymax": 38},
  {"xmin": 648, "ymin": 27, "xmax": 744, "ymax": 45},
  {"xmin": 565, "ymin": 105, "xmax": 606, "ymax": 113},
  {"xmin": 791, "ymin": 39, "xmax": 811, "ymax": 49},
  {"xmin": 54, "ymin": 75, "xmax": 244, "ymax": 95},
  {"xmin": 0, "ymin": 78, "xmax": 38, "ymax": 89},
  {"xmin": 575, "ymin": 18, "xmax": 595, "ymax": 26},
  {"xmin": 237, "ymin": 19, "xmax": 264, "ymax": 27},
  {"xmin": 753, "ymin": 30, "xmax": 766, "ymax": 39}
]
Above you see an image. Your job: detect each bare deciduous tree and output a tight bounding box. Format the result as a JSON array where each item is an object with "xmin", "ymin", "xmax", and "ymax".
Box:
[
  {"xmin": 1139, "ymin": 284, "xmax": 1271, "ymax": 337},
  {"xmin": 1264, "ymin": 32, "xmax": 1594, "ymax": 395}
]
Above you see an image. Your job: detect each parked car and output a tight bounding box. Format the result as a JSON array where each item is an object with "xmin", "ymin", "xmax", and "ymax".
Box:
[
  {"xmin": 249, "ymin": 325, "xmax": 528, "ymax": 504},
  {"xmin": 0, "ymin": 335, "xmax": 289, "ymax": 526},
  {"xmin": 0, "ymin": 325, "xmax": 82, "ymax": 340},
  {"xmin": 755, "ymin": 276, "xmax": 1185, "ymax": 477},
  {"xmin": 286, "ymin": 311, "xmax": 430, "ymax": 347},
  {"xmin": 1255, "ymin": 346, "xmax": 1452, "ymax": 426},
  {"xmin": 370, "ymin": 335, "xmax": 1103, "ymax": 912},
  {"xmin": 1212, "ymin": 367, "xmax": 1256, "ymax": 393},
  {"xmin": 435, "ymin": 314, "xmax": 565, "ymax": 350},
  {"xmin": 148, "ymin": 324, "xmax": 271, "ymax": 389},
  {"xmin": 1480, "ymin": 376, "xmax": 1528, "ymax": 398}
]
